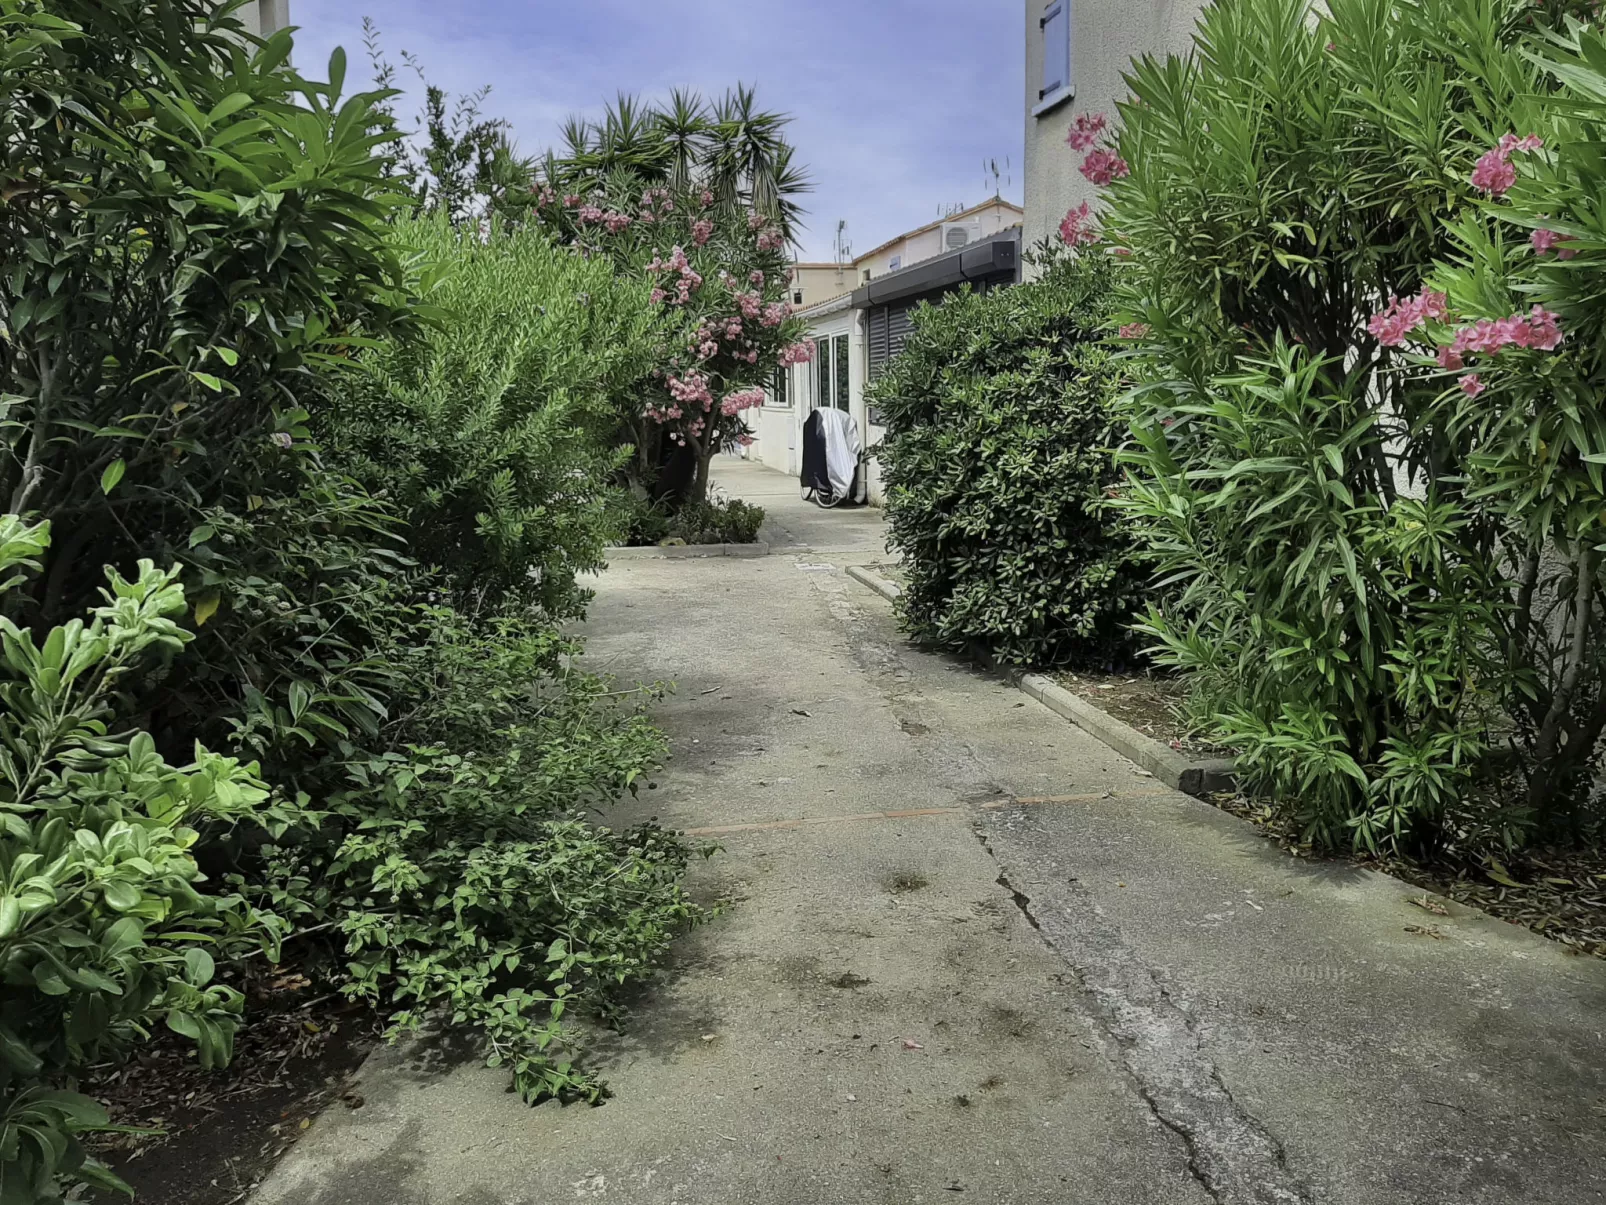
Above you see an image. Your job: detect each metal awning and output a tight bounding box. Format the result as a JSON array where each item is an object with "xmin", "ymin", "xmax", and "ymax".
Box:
[{"xmin": 849, "ymin": 232, "xmax": 1020, "ymax": 309}]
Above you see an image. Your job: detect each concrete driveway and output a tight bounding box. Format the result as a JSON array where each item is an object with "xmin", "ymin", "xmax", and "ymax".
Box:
[{"xmin": 252, "ymin": 458, "xmax": 1606, "ymax": 1205}]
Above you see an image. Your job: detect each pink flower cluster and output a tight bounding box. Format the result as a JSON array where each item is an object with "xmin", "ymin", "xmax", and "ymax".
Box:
[
  {"xmin": 667, "ymin": 370, "xmax": 714, "ymax": 412},
  {"xmin": 1058, "ymin": 202, "xmax": 1099, "ymax": 247},
  {"xmin": 533, "ymin": 184, "xmax": 557, "ymax": 206},
  {"xmin": 1118, "ymin": 323, "xmax": 1150, "ymax": 339},
  {"xmin": 646, "ymin": 246, "xmax": 703, "ymax": 305},
  {"xmin": 760, "ymin": 300, "xmax": 791, "ymax": 328},
  {"xmin": 602, "ymin": 210, "xmax": 633, "ymax": 233},
  {"xmin": 747, "ymin": 212, "xmax": 767, "ymax": 231},
  {"xmin": 721, "ymin": 386, "xmax": 768, "ymax": 416},
  {"xmin": 700, "ymin": 188, "xmax": 715, "ymax": 207},
  {"xmin": 1080, "ymin": 148, "xmax": 1130, "ymax": 187},
  {"xmin": 1066, "ymin": 112, "xmax": 1108, "ymax": 152},
  {"xmin": 562, "ymin": 193, "xmax": 581, "ymax": 207},
  {"xmin": 1367, "ymin": 287, "xmax": 1449, "ymax": 348},
  {"xmin": 779, "ymin": 340, "xmax": 816, "ymax": 366},
  {"xmin": 1439, "ymin": 305, "xmax": 1563, "ymax": 368},
  {"xmin": 732, "ymin": 289, "xmax": 764, "ymax": 319},
  {"xmin": 577, "ymin": 203, "xmax": 605, "ymax": 224},
  {"xmin": 1470, "ymin": 133, "xmax": 1542, "ymax": 197},
  {"xmin": 1068, "ymin": 111, "xmax": 1129, "ymax": 187},
  {"xmin": 692, "ymin": 218, "xmax": 714, "ymax": 246},
  {"xmin": 756, "ymin": 227, "xmax": 785, "ymax": 252},
  {"xmin": 1531, "ymin": 228, "xmax": 1577, "ymax": 260},
  {"xmin": 749, "ymin": 270, "xmax": 765, "ymax": 286}
]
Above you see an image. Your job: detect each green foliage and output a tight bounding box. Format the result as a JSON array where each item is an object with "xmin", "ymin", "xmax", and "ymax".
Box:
[
  {"xmin": 0, "ymin": 518, "xmax": 289, "ymax": 1202},
  {"xmin": 254, "ymin": 613, "xmax": 696, "ymax": 1103},
  {"xmin": 1422, "ymin": 17, "xmax": 1606, "ymax": 829},
  {"xmin": 544, "ymin": 86, "xmax": 811, "ymax": 237},
  {"xmin": 325, "ymin": 214, "xmax": 655, "ymax": 614},
  {"xmin": 872, "ymin": 252, "xmax": 1144, "ymax": 667},
  {"xmin": 1105, "ymin": 0, "xmax": 1600, "ymax": 850},
  {"xmin": 0, "ymin": 0, "xmax": 415, "ymax": 626},
  {"xmin": 625, "ymin": 492, "xmax": 766, "ymax": 546}
]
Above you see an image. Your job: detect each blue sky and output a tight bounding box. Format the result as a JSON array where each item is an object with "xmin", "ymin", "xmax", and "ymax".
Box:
[{"xmin": 290, "ymin": 1, "xmax": 1025, "ymax": 260}]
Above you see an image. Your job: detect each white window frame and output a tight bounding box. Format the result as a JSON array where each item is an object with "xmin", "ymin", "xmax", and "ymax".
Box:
[{"xmin": 1034, "ymin": 0, "xmax": 1073, "ymax": 118}]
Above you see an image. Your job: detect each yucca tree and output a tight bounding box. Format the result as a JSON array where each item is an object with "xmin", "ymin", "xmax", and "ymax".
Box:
[{"xmin": 545, "ymin": 85, "xmax": 811, "ymax": 239}]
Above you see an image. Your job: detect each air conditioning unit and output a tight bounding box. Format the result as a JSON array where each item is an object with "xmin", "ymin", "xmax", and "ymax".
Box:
[{"xmin": 941, "ymin": 220, "xmax": 983, "ymax": 251}]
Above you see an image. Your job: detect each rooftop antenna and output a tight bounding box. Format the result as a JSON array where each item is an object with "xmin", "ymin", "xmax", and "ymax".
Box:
[
  {"xmin": 833, "ymin": 219, "xmax": 851, "ymax": 265},
  {"xmin": 984, "ymin": 156, "xmax": 1013, "ymax": 198}
]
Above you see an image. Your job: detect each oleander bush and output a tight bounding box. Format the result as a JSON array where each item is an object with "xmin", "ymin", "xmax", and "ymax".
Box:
[
  {"xmin": 1104, "ymin": 0, "xmax": 1605, "ymax": 850},
  {"xmin": 873, "ymin": 250, "xmax": 1145, "ymax": 667}
]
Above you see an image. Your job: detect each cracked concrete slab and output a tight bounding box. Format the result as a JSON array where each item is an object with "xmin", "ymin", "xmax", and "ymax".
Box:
[{"xmin": 251, "ymin": 459, "xmax": 1606, "ymax": 1205}]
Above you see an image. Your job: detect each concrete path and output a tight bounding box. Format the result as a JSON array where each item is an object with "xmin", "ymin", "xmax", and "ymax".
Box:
[{"xmin": 254, "ymin": 458, "xmax": 1606, "ymax": 1205}]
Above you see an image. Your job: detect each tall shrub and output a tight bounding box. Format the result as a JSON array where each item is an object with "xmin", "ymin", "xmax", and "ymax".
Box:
[
  {"xmin": 873, "ymin": 251, "xmax": 1145, "ymax": 667},
  {"xmin": 0, "ymin": 0, "xmax": 413, "ymax": 629},
  {"xmin": 1105, "ymin": 0, "xmax": 1543, "ymax": 850},
  {"xmin": 324, "ymin": 214, "xmax": 656, "ymax": 615}
]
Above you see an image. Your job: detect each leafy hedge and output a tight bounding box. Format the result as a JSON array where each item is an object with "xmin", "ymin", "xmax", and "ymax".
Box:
[
  {"xmin": 0, "ymin": 6, "xmax": 700, "ymax": 1200},
  {"xmin": 872, "ymin": 251, "xmax": 1144, "ymax": 667}
]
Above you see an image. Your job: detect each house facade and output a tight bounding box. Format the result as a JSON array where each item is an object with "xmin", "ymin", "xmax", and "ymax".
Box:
[
  {"xmin": 747, "ymin": 199, "xmax": 1024, "ymax": 500},
  {"xmin": 1022, "ymin": 0, "xmax": 1202, "ymax": 254}
]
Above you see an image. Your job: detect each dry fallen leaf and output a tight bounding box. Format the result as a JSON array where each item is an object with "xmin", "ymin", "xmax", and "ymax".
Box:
[
  {"xmin": 1409, "ymin": 895, "xmax": 1449, "ymax": 917},
  {"xmin": 1403, "ymin": 924, "xmax": 1447, "ymax": 940},
  {"xmin": 901, "ymin": 1039, "xmax": 923, "ymax": 1051}
]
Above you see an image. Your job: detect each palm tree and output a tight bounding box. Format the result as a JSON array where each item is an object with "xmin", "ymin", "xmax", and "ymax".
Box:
[{"xmin": 544, "ymin": 86, "xmax": 811, "ymax": 240}]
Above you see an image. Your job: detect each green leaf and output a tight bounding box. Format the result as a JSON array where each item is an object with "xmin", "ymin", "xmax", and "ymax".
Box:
[
  {"xmin": 193, "ymin": 592, "xmax": 220, "ymax": 626},
  {"xmin": 100, "ymin": 458, "xmax": 126, "ymax": 495}
]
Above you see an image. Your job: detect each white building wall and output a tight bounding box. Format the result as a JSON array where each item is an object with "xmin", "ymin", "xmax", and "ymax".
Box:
[{"xmin": 1023, "ymin": 0, "xmax": 1203, "ymax": 260}]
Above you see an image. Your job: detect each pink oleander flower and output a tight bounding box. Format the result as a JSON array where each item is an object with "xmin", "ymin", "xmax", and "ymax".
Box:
[
  {"xmin": 562, "ymin": 194, "xmax": 581, "ymax": 207},
  {"xmin": 602, "ymin": 210, "xmax": 633, "ymax": 233},
  {"xmin": 1436, "ymin": 345, "xmax": 1464, "ymax": 371},
  {"xmin": 734, "ymin": 290, "xmax": 763, "ymax": 319},
  {"xmin": 1460, "ymin": 373, "xmax": 1486, "ymax": 398},
  {"xmin": 1118, "ymin": 322, "xmax": 1150, "ymax": 339},
  {"xmin": 1471, "ymin": 133, "xmax": 1541, "ymax": 196},
  {"xmin": 700, "ymin": 188, "xmax": 715, "ymax": 207},
  {"xmin": 737, "ymin": 433, "xmax": 756, "ymax": 447},
  {"xmin": 1367, "ymin": 287, "xmax": 1449, "ymax": 348},
  {"xmin": 779, "ymin": 341, "xmax": 816, "ymax": 366},
  {"xmin": 748, "ymin": 212, "xmax": 767, "ymax": 230},
  {"xmin": 1448, "ymin": 305, "xmax": 1563, "ymax": 358},
  {"xmin": 649, "ymin": 288, "xmax": 667, "ymax": 305},
  {"xmin": 692, "ymin": 219, "xmax": 714, "ymax": 246},
  {"xmin": 756, "ymin": 227, "xmax": 785, "ymax": 252},
  {"xmin": 720, "ymin": 386, "xmax": 768, "ymax": 416},
  {"xmin": 750, "ymin": 270, "xmax": 765, "ymax": 286},
  {"xmin": 1531, "ymin": 227, "xmax": 1577, "ymax": 259},
  {"xmin": 1058, "ymin": 202, "xmax": 1099, "ymax": 247},
  {"xmin": 1066, "ymin": 112, "xmax": 1108, "ymax": 152},
  {"xmin": 760, "ymin": 300, "xmax": 791, "ymax": 328},
  {"xmin": 1080, "ymin": 148, "xmax": 1130, "ymax": 187},
  {"xmin": 577, "ymin": 203, "xmax": 605, "ymax": 224}
]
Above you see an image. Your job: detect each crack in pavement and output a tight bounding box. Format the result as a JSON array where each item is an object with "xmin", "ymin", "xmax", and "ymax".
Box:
[
  {"xmin": 977, "ymin": 824, "xmax": 1313, "ymax": 1205},
  {"xmin": 825, "ymin": 563, "xmax": 1309, "ymax": 1204}
]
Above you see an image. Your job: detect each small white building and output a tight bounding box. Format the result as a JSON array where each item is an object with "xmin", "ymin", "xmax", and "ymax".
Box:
[{"xmin": 750, "ymin": 199, "xmax": 1023, "ymax": 502}]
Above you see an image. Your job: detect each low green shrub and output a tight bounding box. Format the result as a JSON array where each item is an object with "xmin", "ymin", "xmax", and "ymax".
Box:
[
  {"xmin": 871, "ymin": 251, "xmax": 1145, "ymax": 668},
  {"xmin": 252, "ymin": 611, "xmax": 696, "ymax": 1103},
  {"xmin": 624, "ymin": 491, "xmax": 766, "ymax": 546}
]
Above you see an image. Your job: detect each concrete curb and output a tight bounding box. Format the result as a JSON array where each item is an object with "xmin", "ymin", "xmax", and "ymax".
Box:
[
  {"xmin": 607, "ymin": 541, "xmax": 770, "ymax": 560},
  {"xmin": 845, "ymin": 564, "xmax": 902, "ymax": 601},
  {"xmin": 841, "ymin": 567, "xmax": 1233, "ymax": 799},
  {"xmin": 1016, "ymin": 673, "xmax": 1235, "ymax": 798}
]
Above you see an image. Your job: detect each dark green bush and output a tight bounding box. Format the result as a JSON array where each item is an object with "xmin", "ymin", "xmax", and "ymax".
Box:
[
  {"xmin": 871, "ymin": 251, "xmax": 1144, "ymax": 668},
  {"xmin": 624, "ymin": 492, "xmax": 766, "ymax": 546}
]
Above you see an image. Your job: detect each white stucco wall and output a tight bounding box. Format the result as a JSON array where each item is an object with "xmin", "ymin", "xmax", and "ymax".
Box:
[
  {"xmin": 235, "ymin": 0, "xmax": 291, "ymax": 37},
  {"xmin": 788, "ymin": 263, "xmax": 854, "ymax": 310},
  {"xmin": 1023, "ymin": 0, "xmax": 1203, "ymax": 256}
]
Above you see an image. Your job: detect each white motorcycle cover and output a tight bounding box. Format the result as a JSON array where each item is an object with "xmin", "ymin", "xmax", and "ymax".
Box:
[{"xmin": 816, "ymin": 407, "xmax": 861, "ymax": 499}]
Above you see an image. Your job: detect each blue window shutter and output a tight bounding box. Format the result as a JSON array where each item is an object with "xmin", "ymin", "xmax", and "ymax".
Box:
[{"xmin": 1041, "ymin": 1, "xmax": 1069, "ymax": 99}]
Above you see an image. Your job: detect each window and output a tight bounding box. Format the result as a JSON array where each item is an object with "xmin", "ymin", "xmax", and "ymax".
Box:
[
  {"xmin": 1036, "ymin": 1, "xmax": 1072, "ymax": 115},
  {"xmin": 861, "ymin": 268, "xmax": 872, "ymax": 284},
  {"xmin": 833, "ymin": 334, "xmax": 850, "ymax": 411},
  {"xmin": 793, "ymin": 289, "xmax": 804, "ymax": 305},
  {"xmin": 816, "ymin": 338, "xmax": 832, "ymax": 410},
  {"xmin": 770, "ymin": 366, "xmax": 790, "ymax": 408},
  {"xmin": 889, "ymin": 255, "xmax": 901, "ymax": 271}
]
